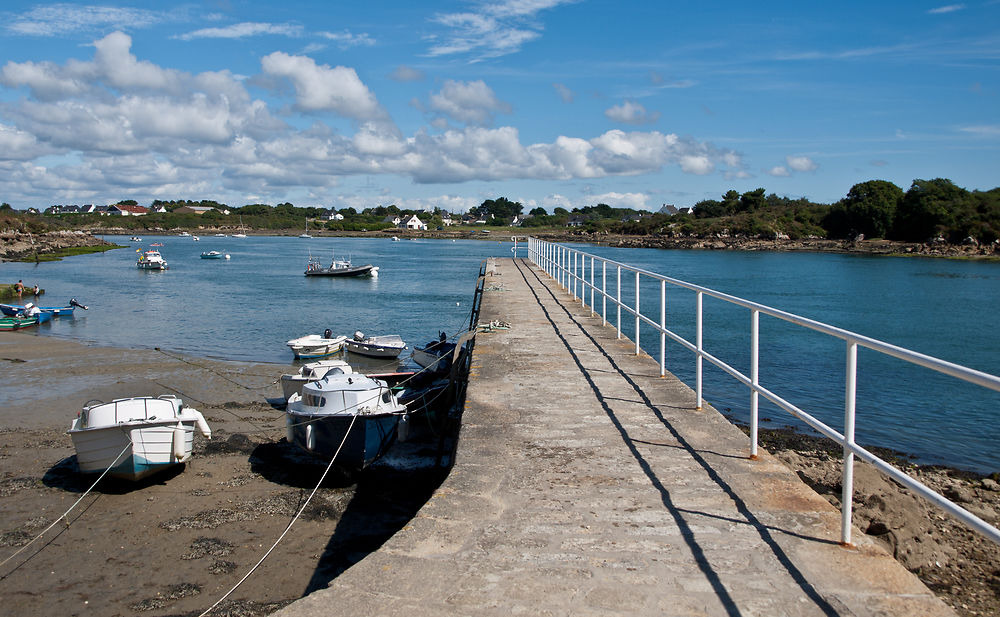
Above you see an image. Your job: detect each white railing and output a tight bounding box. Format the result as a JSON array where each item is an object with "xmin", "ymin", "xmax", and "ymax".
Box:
[{"xmin": 524, "ymin": 237, "xmax": 1000, "ymax": 547}]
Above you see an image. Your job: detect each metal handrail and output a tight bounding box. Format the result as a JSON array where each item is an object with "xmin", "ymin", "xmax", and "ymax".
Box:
[{"xmin": 525, "ymin": 237, "xmax": 1000, "ymax": 546}]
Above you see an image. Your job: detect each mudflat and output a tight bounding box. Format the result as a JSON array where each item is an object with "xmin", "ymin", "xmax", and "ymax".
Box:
[{"xmin": 0, "ymin": 333, "xmax": 442, "ymax": 616}]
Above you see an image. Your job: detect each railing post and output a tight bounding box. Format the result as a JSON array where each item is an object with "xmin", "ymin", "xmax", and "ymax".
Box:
[
  {"xmin": 616, "ymin": 265, "xmax": 622, "ymax": 339},
  {"xmin": 590, "ymin": 256, "xmax": 595, "ymax": 314},
  {"xmin": 842, "ymin": 341, "xmax": 858, "ymax": 547},
  {"xmin": 750, "ymin": 309, "xmax": 759, "ymax": 459},
  {"xmin": 659, "ymin": 279, "xmax": 666, "ymax": 377},
  {"xmin": 696, "ymin": 291, "xmax": 703, "ymax": 410},
  {"xmin": 601, "ymin": 261, "xmax": 607, "ymax": 326},
  {"xmin": 634, "ymin": 271, "xmax": 640, "ymax": 355},
  {"xmin": 573, "ymin": 251, "xmax": 578, "ymax": 300}
]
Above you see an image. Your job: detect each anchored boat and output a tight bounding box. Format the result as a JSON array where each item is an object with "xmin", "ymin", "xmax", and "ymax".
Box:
[
  {"xmin": 137, "ymin": 249, "xmax": 168, "ymax": 270},
  {"xmin": 279, "ymin": 359, "xmax": 354, "ymax": 401},
  {"xmin": 286, "ymin": 373, "xmax": 406, "ymax": 471},
  {"xmin": 286, "ymin": 329, "xmax": 348, "ymax": 359},
  {"xmin": 345, "ymin": 331, "xmax": 407, "ymax": 358}
]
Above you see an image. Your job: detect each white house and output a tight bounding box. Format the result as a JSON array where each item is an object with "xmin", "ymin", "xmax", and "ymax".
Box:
[{"xmin": 403, "ymin": 214, "xmax": 426, "ymax": 231}]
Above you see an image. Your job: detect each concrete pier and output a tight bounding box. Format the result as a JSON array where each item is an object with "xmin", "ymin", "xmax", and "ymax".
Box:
[{"xmin": 277, "ymin": 257, "xmax": 954, "ymax": 616}]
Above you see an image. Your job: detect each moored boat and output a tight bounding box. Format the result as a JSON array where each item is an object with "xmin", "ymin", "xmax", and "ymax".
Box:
[
  {"xmin": 304, "ymin": 254, "xmax": 378, "ymax": 277},
  {"xmin": 286, "ymin": 329, "xmax": 348, "ymax": 359},
  {"xmin": 67, "ymin": 395, "xmax": 211, "ymax": 481},
  {"xmin": 345, "ymin": 331, "xmax": 406, "ymax": 358},
  {"xmin": 412, "ymin": 332, "xmax": 458, "ymax": 374},
  {"xmin": 200, "ymin": 250, "xmax": 227, "ymax": 259},
  {"xmin": 285, "ymin": 373, "xmax": 406, "ymax": 471},
  {"xmin": 137, "ymin": 249, "xmax": 168, "ymax": 270},
  {"xmin": 0, "ymin": 315, "xmax": 42, "ymax": 330},
  {"xmin": 279, "ymin": 359, "xmax": 354, "ymax": 401}
]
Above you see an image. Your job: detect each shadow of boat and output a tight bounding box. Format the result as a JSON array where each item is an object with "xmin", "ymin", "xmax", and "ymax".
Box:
[{"xmin": 42, "ymin": 455, "xmax": 186, "ymax": 494}]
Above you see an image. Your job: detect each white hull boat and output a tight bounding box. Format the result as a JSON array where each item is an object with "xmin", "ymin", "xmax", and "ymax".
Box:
[
  {"xmin": 280, "ymin": 359, "xmax": 354, "ymax": 401},
  {"xmin": 68, "ymin": 396, "xmax": 211, "ymax": 481},
  {"xmin": 286, "ymin": 331, "xmax": 348, "ymax": 359},
  {"xmin": 137, "ymin": 249, "xmax": 168, "ymax": 270},
  {"xmin": 286, "ymin": 373, "xmax": 406, "ymax": 471},
  {"xmin": 345, "ymin": 332, "xmax": 406, "ymax": 358}
]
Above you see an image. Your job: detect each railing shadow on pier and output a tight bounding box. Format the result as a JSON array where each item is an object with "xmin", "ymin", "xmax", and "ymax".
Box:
[{"xmin": 513, "ymin": 257, "xmax": 842, "ymax": 617}]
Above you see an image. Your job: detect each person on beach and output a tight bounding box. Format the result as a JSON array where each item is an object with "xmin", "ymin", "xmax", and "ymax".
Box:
[{"xmin": 15, "ymin": 280, "xmax": 24, "ymax": 296}]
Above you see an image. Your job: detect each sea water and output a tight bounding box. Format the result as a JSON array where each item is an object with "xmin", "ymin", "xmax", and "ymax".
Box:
[{"xmin": 3, "ymin": 235, "xmax": 998, "ymax": 472}]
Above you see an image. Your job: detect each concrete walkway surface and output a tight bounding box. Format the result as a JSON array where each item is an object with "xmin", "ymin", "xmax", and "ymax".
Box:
[{"xmin": 275, "ymin": 258, "xmax": 954, "ymax": 617}]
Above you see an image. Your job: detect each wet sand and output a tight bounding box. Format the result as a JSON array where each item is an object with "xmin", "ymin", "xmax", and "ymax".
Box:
[{"xmin": 0, "ymin": 333, "xmax": 445, "ymax": 616}]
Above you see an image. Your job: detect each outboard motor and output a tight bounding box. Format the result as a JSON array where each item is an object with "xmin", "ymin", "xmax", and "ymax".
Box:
[
  {"xmin": 70, "ymin": 298, "xmax": 88, "ymax": 310},
  {"xmin": 323, "ymin": 328, "xmax": 333, "ymax": 339},
  {"xmin": 354, "ymin": 331, "xmax": 365, "ymax": 341}
]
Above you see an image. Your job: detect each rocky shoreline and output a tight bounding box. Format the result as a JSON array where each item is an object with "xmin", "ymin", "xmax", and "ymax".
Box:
[{"xmin": 0, "ymin": 230, "xmax": 119, "ymax": 262}]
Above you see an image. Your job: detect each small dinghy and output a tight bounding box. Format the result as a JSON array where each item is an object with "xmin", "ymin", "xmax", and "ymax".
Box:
[
  {"xmin": 68, "ymin": 395, "xmax": 211, "ymax": 481},
  {"xmin": 286, "ymin": 329, "xmax": 348, "ymax": 359},
  {"xmin": 286, "ymin": 373, "xmax": 406, "ymax": 471},
  {"xmin": 412, "ymin": 332, "xmax": 458, "ymax": 374},
  {"xmin": 279, "ymin": 359, "xmax": 354, "ymax": 401}
]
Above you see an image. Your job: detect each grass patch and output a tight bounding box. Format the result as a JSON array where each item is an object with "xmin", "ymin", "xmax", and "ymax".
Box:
[{"xmin": 13, "ymin": 244, "xmax": 125, "ymax": 263}]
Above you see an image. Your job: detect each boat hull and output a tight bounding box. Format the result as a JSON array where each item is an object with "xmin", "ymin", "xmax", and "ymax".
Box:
[
  {"xmin": 286, "ymin": 335, "xmax": 347, "ymax": 359},
  {"xmin": 69, "ymin": 421, "xmax": 195, "ymax": 481},
  {"xmin": 345, "ymin": 338, "xmax": 406, "ymax": 358},
  {"xmin": 412, "ymin": 342, "xmax": 457, "ymax": 373},
  {"xmin": 287, "ymin": 412, "xmax": 399, "ymax": 471},
  {"xmin": 0, "ymin": 315, "xmax": 40, "ymax": 330}
]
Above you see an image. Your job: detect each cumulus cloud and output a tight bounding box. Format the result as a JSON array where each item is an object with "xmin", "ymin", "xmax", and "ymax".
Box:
[
  {"xmin": 786, "ymin": 155, "xmax": 818, "ymax": 172},
  {"xmin": 0, "ymin": 30, "xmax": 746, "ymax": 206},
  {"xmin": 428, "ymin": 80, "xmax": 512, "ymax": 126},
  {"xmin": 766, "ymin": 166, "xmax": 790, "ymax": 177},
  {"xmin": 260, "ymin": 52, "xmax": 387, "ymax": 121},
  {"xmin": 590, "ymin": 191, "xmax": 649, "ymax": 209},
  {"xmin": 604, "ymin": 100, "xmax": 660, "ymax": 125}
]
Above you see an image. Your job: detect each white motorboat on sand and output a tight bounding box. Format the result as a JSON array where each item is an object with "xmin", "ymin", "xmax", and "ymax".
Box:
[
  {"xmin": 280, "ymin": 359, "xmax": 354, "ymax": 401},
  {"xmin": 68, "ymin": 395, "xmax": 211, "ymax": 481}
]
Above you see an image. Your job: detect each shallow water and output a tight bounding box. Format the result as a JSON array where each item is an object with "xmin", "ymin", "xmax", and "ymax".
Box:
[{"xmin": 3, "ymin": 236, "xmax": 998, "ymax": 472}]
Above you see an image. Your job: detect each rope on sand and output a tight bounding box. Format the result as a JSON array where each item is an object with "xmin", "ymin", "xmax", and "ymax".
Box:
[{"xmin": 0, "ymin": 440, "xmax": 132, "ymax": 574}]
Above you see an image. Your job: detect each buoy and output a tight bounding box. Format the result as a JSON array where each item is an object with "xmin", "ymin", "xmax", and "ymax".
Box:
[
  {"xmin": 224, "ymin": 254, "xmax": 231, "ymax": 260},
  {"xmin": 286, "ymin": 415, "xmax": 294, "ymax": 443},
  {"xmin": 172, "ymin": 422, "xmax": 186, "ymax": 461},
  {"xmin": 305, "ymin": 424, "xmax": 315, "ymax": 451},
  {"xmin": 193, "ymin": 410, "xmax": 212, "ymax": 439}
]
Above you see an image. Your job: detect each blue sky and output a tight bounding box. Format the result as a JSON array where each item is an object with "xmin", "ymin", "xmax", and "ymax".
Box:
[{"xmin": 0, "ymin": 1, "xmax": 997, "ymax": 213}]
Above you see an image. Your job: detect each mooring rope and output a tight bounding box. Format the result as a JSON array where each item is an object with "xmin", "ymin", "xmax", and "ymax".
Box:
[
  {"xmin": 198, "ymin": 412, "xmax": 360, "ymax": 617},
  {"xmin": 0, "ymin": 439, "xmax": 133, "ymax": 573}
]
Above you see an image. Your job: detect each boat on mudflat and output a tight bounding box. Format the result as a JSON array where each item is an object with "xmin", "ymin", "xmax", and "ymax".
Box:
[
  {"xmin": 304, "ymin": 254, "xmax": 378, "ymax": 277},
  {"xmin": 345, "ymin": 332, "xmax": 406, "ymax": 358},
  {"xmin": 279, "ymin": 359, "xmax": 354, "ymax": 401},
  {"xmin": 68, "ymin": 395, "xmax": 211, "ymax": 481},
  {"xmin": 286, "ymin": 330, "xmax": 348, "ymax": 359},
  {"xmin": 285, "ymin": 373, "xmax": 406, "ymax": 471}
]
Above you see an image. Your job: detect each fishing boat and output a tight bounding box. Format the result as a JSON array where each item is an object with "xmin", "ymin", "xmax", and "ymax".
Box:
[
  {"xmin": 200, "ymin": 250, "xmax": 228, "ymax": 259},
  {"xmin": 68, "ymin": 395, "xmax": 211, "ymax": 481},
  {"xmin": 137, "ymin": 249, "xmax": 168, "ymax": 270},
  {"xmin": 412, "ymin": 332, "xmax": 458, "ymax": 374},
  {"xmin": 304, "ymin": 254, "xmax": 378, "ymax": 277},
  {"xmin": 285, "ymin": 373, "xmax": 406, "ymax": 471},
  {"xmin": 345, "ymin": 331, "xmax": 407, "ymax": 358},
  {"xmin": 279, "ymin": 359, "xmax": 354, "ymax": 401},
  {"xmin": 286, "ymin": 329, "xmax": 348, "ymax": 359}
]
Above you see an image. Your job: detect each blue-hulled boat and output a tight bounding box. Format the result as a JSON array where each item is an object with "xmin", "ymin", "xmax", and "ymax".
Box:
[{"xmin": 0, "ymin": 298, "xmax": 87, "ymax": 317}]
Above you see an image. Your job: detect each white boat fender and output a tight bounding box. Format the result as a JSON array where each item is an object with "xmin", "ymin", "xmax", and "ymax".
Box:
[
  {"xmin": 305, "ymin": 424, "xmax": 315, "ymax": 451},
  {"xmin": 193, "ymin": 409, "xmax": 212, "ymax": 439},
  {"xmin": 286, "ymin": 415, "xmax": 295, "ymax": 443},
  {"xmin": 172, "ymin": 421, "xmax": 186, "ymax": 461},
  {"xmin": 397, "ymin": 413, "xmax": 410, "ymax": 442}
]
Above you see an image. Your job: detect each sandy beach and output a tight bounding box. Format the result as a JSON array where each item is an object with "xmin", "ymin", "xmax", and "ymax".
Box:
[
  {"xmin": 0, "ymin": 333, "xmax": 445, "ymax": 616},
  {"xmin": 1, "ymin": 333, "xmax": 998, "ymax": 616}
]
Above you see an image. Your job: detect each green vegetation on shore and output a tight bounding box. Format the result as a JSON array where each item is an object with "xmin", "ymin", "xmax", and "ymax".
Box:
[{"xmin": 3, "ymin": 177, "xmax": 998, "ymax": 246}]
